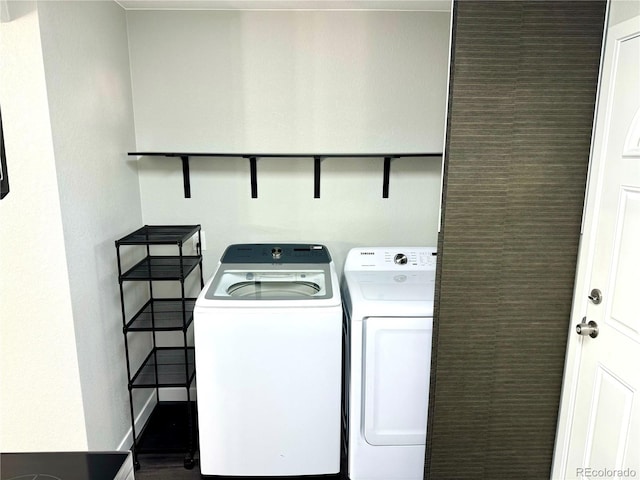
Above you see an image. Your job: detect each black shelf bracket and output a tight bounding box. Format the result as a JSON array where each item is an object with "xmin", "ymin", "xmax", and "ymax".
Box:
[
  {"xmin": 383, "ymin": 156, "xmax": 393, "ymax": 198},
  {"xmin": 314, "ymin": 156, "xmax": 323, "ymax": 199},
  {"xmin": 180, "ymin": 156, "xmax": 191, "ymax": 198},
  {"xmin": 129, "ymin": 152, "xmax": 443, "ymax": 199},
  {"xmin": 248, "ymin": 156, "xmax": 258, "ymax": 199}
]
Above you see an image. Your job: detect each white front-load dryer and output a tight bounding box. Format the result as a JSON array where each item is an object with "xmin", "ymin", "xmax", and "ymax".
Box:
[
  {"xmin": 194, "ymin": 244, "xmax": 342, "ymax": 477},
  {"xmin": 342, "ymin": 247, "xmax": 437, "ymax": 480}
]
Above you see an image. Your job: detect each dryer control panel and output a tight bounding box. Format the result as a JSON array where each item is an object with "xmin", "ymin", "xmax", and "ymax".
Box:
[{"xmin": 344, "ymin": 247, "xmax": 437, "ymax": 271}]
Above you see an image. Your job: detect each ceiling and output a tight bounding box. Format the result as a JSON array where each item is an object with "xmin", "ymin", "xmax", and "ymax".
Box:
[{"xmin": 115, "ymin": 0, "xmax": 452, "ymax": 11}]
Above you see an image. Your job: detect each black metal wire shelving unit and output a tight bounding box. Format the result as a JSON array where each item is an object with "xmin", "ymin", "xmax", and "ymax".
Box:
[{"xmin": 116, "ymin": 225, "xmax": 204, "ymax": 470}]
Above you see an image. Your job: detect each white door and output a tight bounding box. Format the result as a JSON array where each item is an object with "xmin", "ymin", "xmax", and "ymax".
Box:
[{"xmin": 552, "ymin": 15, "xmax": 640, "ymax": 480}]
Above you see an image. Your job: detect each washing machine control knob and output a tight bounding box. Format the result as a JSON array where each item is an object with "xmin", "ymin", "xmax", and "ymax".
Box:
[{"xmin": 394, "ymin": 253, "xmax": 408, "ymax": 265}]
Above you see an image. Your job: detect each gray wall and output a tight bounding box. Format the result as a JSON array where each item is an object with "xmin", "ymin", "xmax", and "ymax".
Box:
[{"xmin": 427, "ymin": 1, "xmax": 606, "ymax": 478}]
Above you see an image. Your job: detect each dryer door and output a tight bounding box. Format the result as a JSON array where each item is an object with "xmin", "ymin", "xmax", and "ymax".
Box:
[{"xmin": 362, "ymin": 316, "xmax": 433, "ymax": 446}]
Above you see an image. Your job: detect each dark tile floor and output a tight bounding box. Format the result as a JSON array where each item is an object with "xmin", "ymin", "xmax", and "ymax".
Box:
[
  {"xmin": 134, "ymin": 453, "xmax": 345, "ymax": 480},
  {"xmin": 135, "ymin": 453, "xmax": 202, "ymax": 480}
]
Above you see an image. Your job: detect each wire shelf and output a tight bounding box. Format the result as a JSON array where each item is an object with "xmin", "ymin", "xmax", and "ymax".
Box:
[
  {"xmin": 116, "ymin": 225, "xmax": 200, "ymax": 246},
  {"xmin": 130, "ymin": 347, "xmax": 195, "ymax": 389}
]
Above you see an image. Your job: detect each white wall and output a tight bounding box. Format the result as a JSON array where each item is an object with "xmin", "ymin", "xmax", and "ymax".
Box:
[
  {"xmin": 138, "ymin": 155, "xmax": 443, "ymax": 278},
  {"xmin": 127, "ymin": 10, "xmax": 448, "ymax": 153},
  {"xmin": 0, "ymin": 0, "xmax": 143, "ymax": 452},
  {"xmin": 0, "ymin": 4, "xmax": 449, "ymax": 452},
  {"xmin": 0, "ymin": 1, "xmax": 87, "ymax": 451},
  {"xmin": 609, "ymin": 0, "xmax": 640, "ymax": 26},
  {"xmin": 36, "ymin": 0, "xmax": 144, "ymax": 450},
  {"xmin": 127, "ymin": 10, "xmax": 450, "ymax": 273}
]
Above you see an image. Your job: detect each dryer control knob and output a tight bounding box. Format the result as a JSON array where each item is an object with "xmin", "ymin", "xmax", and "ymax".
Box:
[{"xmin": 394, "ymin": 253, "xmax": 408, "ymax": 265}]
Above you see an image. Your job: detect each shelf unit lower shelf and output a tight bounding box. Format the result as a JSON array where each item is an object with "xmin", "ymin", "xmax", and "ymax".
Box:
[
  {"xmin": 129, "ymin": 347, "xmax": 195, "ymax": 389},
  {"xmin": 120, "ymin": 256, "xmax": 201, "ymax": 282},
  {"xmin": 136, "ymin": 401, "xmax": 198, "ymax": 454},
  {"xmin": 125, "ymin": 298, "xmax": 197, "ymax": 332}
]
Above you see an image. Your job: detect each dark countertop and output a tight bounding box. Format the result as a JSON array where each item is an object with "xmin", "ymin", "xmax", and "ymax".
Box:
[{"xmin": 1, "ymin": 451, "xmax": 131, "ymax": 480}]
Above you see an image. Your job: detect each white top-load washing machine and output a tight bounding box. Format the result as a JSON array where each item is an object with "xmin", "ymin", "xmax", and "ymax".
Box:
[
  {"xmin": 342, "ymin": 247, "xmax": 437, "ymax": 480},
  {"xmin": 194, "ymin": 244, "xmax": 343, "ymax": 477}
]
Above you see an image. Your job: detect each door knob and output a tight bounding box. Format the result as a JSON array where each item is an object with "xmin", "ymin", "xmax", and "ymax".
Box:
[
  {"xmin": 576, "ymin": 318, "xmax": 599, "ymax": 338},
  {"xmin": 588, "ymin": 288, "xmax": 602, "ymax": 305}
]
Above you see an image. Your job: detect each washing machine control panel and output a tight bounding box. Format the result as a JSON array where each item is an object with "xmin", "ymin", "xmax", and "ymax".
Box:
[{"xmin": 345, "ymin": 247, "xmax": 437, "ymax": 271}]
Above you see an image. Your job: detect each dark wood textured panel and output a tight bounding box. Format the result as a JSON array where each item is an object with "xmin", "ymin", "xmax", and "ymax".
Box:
[{"xmin": 427, "ymin": 2, "xmax": 606, "ymax": 479}]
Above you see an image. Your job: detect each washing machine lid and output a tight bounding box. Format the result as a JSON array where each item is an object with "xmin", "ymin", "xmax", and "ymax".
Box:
[
  {"xmin": 205, "ymin": 264, "xmax": 333, "ymax": 301},
  {"xmin": 221, "ymin": 243, "xmax": 332, "ymax": 264}
]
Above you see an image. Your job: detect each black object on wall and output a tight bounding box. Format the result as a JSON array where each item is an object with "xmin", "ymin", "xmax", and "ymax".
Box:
[
  {"xmin": 128, "ymin": 152, "xmax": 442, "ymax": 199},
  {"xmin": 426, "ymin": 1, "xmax": 606, "ymax": 478},
  {"xmin": 1, "ymin": 106, "xmax": 9, "ymax": 199}
]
